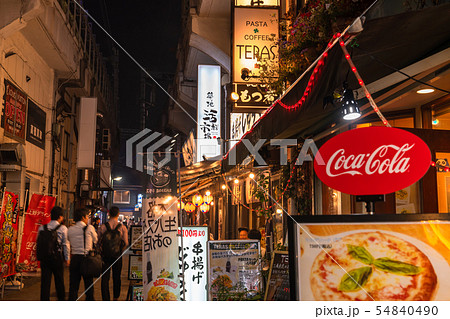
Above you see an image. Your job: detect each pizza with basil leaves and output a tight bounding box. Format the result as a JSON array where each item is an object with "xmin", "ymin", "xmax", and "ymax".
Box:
[{"xmin": 310, "ymin": 232, "xmax": 437, "ymax": 301}]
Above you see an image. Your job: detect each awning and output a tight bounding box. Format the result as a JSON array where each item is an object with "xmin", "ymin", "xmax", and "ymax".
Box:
[{"xmin": 223, "ymin": 3, "xmax": 450, "ymax": 170}]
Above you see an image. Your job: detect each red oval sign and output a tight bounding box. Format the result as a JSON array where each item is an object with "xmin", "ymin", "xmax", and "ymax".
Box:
[{"xmin": 314, "ymin": 127, "xmax": 431, "ymax": 195}]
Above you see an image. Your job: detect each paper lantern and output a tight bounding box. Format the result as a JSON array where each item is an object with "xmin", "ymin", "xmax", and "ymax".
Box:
[
  {"xmin": 192, "ymin": 194, "xmax": 203, "ymax": 207},
  {"xmin": 200, "ymin": 203, "xmax": 210, "ymax": 213},
  {"xmin": 177, "ymin": 201, "xmax": 185, "ymax": 211},
  {"xmin": 203, "ymin": 194, "xmax": 213, "ymax": 205},
  {"xmin": 184, "ymin": 202, "xmax": 195, "ymax": 213}
]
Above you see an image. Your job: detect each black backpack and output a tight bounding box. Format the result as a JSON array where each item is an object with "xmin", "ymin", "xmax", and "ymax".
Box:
[
  {"xmin": 100, "ymin": 223, "xmax": 124, "ymax": 259},
  {"xmin": 36, "ymin": 224, "xmax": 62, "ymax": 262}
]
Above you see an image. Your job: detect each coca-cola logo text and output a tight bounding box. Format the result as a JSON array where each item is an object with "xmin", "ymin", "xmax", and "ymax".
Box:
[{"xmin": 326, "ymin": 144, "xmax": 414, "ymax": 177}]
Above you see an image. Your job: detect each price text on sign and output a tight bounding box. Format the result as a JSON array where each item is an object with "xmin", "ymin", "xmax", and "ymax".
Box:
[
  {"xmin": 314, "ymin": 127, "xmax": 431, "ymax": 195},
  {"xmin": 178, "ymin": 229, "xmax": 206, "ymax": 238}
]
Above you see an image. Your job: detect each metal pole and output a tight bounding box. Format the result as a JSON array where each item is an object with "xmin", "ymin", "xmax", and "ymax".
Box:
[{"xmin": 177, "ymin": 148, "xmax": 186, "ymax": 301}]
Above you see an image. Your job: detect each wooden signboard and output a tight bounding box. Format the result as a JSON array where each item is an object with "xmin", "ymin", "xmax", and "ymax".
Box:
[{"xmin": 264, "ymin": 251, "xmax": 290, "ymax": 301}]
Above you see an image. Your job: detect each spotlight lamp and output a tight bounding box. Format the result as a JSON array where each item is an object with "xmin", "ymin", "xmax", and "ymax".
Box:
[
  {"xmin": 231, "ymin": 92, "xmax": 239, "ymax": 101},
  {"xmin": 341, "ymin": 85, "xmax": 361, "ymax": 121},
  {"xmin": 241, "ymin": 68, "xmax": 251, "ymax": 81}
]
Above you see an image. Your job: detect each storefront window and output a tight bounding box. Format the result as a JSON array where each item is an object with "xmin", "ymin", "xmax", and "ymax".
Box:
[
  {"xmin": 432, "ymin": 109, "xmax": 450, "ymax": 130},
  {"xmin": 436, "ymin": 152, "xmax": 450, "ymax": 213}
]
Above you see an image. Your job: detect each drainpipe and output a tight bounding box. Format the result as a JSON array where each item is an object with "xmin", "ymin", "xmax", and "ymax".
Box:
[{"xmin": 49, "ymin": 59, "xmax": 87, "ymax": 201}]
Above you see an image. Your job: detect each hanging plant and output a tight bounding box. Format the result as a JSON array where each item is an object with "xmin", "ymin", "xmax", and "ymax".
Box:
[{"xmin": 260, "ymin": 0, "xmax": 372, "ymax": 94}]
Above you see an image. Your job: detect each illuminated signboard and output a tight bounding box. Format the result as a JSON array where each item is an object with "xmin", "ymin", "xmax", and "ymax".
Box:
[
  {"xmin": 233, "ymin": 8, "xmax": 278, "ymax": 84},
  {"xmin": 235, "ymin": 0, "xmax": 279, "ymax": 7},
  {"xmin": 178, "ymin": 226, "xmax": 209, "ymax": 301},
  {"xmin": 230, "ymin": 112, "xmax": 261, "ymax": 149},
  {"xmin": 197, "ymin": 65, "xmax": 221, "ymax": 162}
]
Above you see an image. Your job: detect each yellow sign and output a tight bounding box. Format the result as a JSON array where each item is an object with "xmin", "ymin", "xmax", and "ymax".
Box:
[{"xmin": 233, "ymin": 7, "xmax": 278, "ymax": 84}]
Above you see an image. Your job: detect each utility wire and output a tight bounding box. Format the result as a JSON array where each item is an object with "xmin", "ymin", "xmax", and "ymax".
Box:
[
  {"xmin": 72, "ymin": 0, "xmax": 197, "ymax": 124},
  {"xmin": 354, "ymin": 46, "xmax": 450, "ymax": 94}
]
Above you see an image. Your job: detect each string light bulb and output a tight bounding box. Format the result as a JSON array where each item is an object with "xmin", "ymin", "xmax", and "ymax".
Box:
[
  {"xmin": 234, "ymin": 179, "xmax": 239, "ymax": 184},
  {"xmin": 221, "ymin": 184, "xmax": 226, "ymax": 190},
  {"xmin": 249, "ymin": 173, "xmax": 255, "ymax": 179}
]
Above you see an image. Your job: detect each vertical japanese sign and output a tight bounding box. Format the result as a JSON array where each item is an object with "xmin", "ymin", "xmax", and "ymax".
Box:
[
  {"xmin": 0, "ymin": 191, "xmax": 19, "ymax": 277},
  {"xmin": 18, "ymin": 194, "xmax": 55, "ymax": 271},
  {"xmin": 2, "ymin": 80, "xmax": 27, "ymax": 143},
  {"xmin": 142, "ymin": 197, "xmax": 180, "ymax": 301},
  {"xmin": 26, "ymin": 99, "xmax": 46, "ymax": 149},
  {"xmin": 197, "ymin": 65, "xmax": 221, "ymax": 162},
  {"xmin": 233, "ymin": 8, "xmax": 279, "ymax": 84},
  {"xmin": 230, "ymin": 112, "xmax": 262, "ymax": 149},
  {"xmin": 208, "ymin": 240, "xmax": 262, "ymax": 300},
  {"xmin": 178, "ymin": 226, "xmax": 208, "ymax": 301}
]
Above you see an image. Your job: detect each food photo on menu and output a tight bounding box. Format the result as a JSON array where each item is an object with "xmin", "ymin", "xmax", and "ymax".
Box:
[{"xmin": 297, "ymin": 222, "xmax": 450, "ymax": 301}]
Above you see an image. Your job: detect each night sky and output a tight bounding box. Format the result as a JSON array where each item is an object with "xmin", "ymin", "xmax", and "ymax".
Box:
[{"xmin": 83, "ymin": 0, "xmax": 182, "ymax": 131}]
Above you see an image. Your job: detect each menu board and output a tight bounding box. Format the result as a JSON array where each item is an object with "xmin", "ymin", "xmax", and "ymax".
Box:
[
  {"xmin": 289, "ymin": 214, "xmax": 450, "ymax": 301},
  {"xmin": 208, "ymin": 240, "xmax": 261, "ymax": 300},
  {"xmin": 264, "ymin": 251, "xmax": 290, "ymax": 301},
  {"xmin": 130, "ymin": 225, "xmax": 143, "ymax": 251},
  {"xmin": 131, "ymin": 285, "xmax": 143, "ymax": 301},
  {"xmin": 128, "ymin": 254, "xmax": 143, "ymax": 280}
]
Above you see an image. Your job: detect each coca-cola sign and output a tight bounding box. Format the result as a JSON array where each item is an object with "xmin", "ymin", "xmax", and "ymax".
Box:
[{"xmin": 314, "ymin": 127, "xmax": 431, "ymax": 195}]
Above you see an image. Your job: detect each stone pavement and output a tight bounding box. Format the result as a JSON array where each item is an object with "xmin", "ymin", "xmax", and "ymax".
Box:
[{"xmin": 1, "ymin": 254, "xmax": 136, "ymax": 301}]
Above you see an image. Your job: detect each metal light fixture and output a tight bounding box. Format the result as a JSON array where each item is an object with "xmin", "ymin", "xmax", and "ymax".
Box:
[
  {"xmin": 416, "ymin": 85, "xmax": 435, "ymax": 94},
  {"xmin": 342, "ymin": 86, "xmax": 361, "ymax": 120},
  {"xmin": 113, "ymin": 176, "xmax": 122, "ymax": 181}
]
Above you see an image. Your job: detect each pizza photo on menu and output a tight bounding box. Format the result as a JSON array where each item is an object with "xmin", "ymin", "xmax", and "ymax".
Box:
[{"xmin": 310, "ymin": 231, "xmax": 437, "ymax": 301}]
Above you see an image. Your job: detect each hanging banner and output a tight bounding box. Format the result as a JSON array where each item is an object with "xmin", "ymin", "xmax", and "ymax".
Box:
[
  {"xmin": 314, "ymin": 127, "xmax": 431, "ymax": 195},
  {"xmin": 233, "ymin": 8, "xmax": 279, "ymax": 84},
  {"xmin": 208, "ymin": 240, "xmax": 262, "ymax": 300},
  {"xmin": 178, "ymin": 226, "xmax": 208, "ymax": 301},
  {"xmin": 0, "ymin": 191, "xmax": 19, "ymax": 277},
  {"xmin": 146, "ymin": 155, "xmax": 177, "ymax": 197},
  {"xmin": 2, "ymin": 80, "xmax": 27, "ymax": 143},
  {"xmin": 142, "ymin": 197, "xmax": 180, "ymax": 301},
  {"xmin": 18, "ymin": 194, "xmax": 55, "ymax": 271}
]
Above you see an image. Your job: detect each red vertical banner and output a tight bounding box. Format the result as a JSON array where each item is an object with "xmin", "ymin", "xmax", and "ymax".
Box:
[
  {"xmin": 0, "ymin": 191, "xmax": 19, "ymax": 277},
  {"xmin": 18, "ymin": 194, "xmax": 55, "ymax": 271}
]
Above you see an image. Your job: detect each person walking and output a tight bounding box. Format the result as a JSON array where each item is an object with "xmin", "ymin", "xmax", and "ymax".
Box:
[
  {"xmin": 98, "ymin": 206, "xmax": 128, "ymax": 301},
  {"xmin": 67, "ymin": 208, "xmax": 98, "ymax": 301},
  {"xmin": 36, "ymin": 206, "xmax": 70, "ymax": 301}
]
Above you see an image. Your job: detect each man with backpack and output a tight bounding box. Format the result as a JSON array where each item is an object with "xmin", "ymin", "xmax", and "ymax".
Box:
[
  {"xmin": 98, "ymin": 206, "xmax": 128, "ymax": 301},
  {"xmin": 36, "ymin": 206, "xmax": 70, "ymax": 301}
]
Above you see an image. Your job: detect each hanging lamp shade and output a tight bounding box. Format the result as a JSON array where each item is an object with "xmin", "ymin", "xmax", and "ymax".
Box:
[
  {"xmin": 200, "ymin": 203, "xmax": 210, "ymax": 213},
  {"xmin": 177, "ymin": 201, "xmax": 185, "ymax": 211},
  {"xmin": 203, "ymin": 194, "xmax": 213, "ymax": 205},
  {"xmin": 192, "ymin": 194, "xmax": 203, "ymax": 207},
  {"xmin": 184, "ymin": 202, "xmax": 196, "ymax": 213},
  {"xmin": 342, "ymin": 88, "xmax": 361, "ymax": 120}
]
